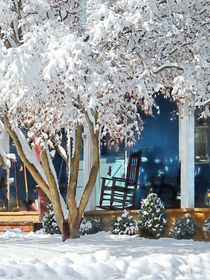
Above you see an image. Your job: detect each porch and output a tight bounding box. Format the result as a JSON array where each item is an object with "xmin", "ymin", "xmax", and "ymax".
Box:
[
  {"xmin": 86, "ymin": 96, "xmax": 210, "ymax": 211},
  {"xmin": 0, "ymin": 96, "xmax": 209, "ymax": 236}
]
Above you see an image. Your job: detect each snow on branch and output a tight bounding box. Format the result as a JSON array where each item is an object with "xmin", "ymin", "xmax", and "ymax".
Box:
[
  {"xmin": 57, "ymin": 145, "xmax": 67, "ymax": 162},
  {"xmin": 14, "ymin": 127, "xmax": 49, "ymax": 185},
  {"xmin": 6, "ymin": 153, "xmax": 16, "ymax": 161},
  {"xmin": 0, "ymin": 121, "xmax": 10, "ymax": 168}
]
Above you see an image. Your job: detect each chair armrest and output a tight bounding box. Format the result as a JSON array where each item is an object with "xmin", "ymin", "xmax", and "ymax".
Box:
[
  {"xmin": 112, "ymin": 177, "xmax": 127, "ymax": 182},
  {"xmin": 152, "ymin": 174, "xmax": 178, "ymax": 186},
  {"xmin": 151, "ymin": 175, "xmax": 161, "ymax": 185},
  {"xmin": 101, "ymin": 177, "xmax": 127, "ymax": 183},
  {"xmin": 101, "ymin": 177, "xmax": 115, "ymax": 181},
  {"xmin": 162, "ymin": 175, "xmax": 177, "ymax": 180}
]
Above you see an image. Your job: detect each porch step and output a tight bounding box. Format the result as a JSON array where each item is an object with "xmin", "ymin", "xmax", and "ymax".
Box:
[{"xmin": 0, "ymin": 222, "xmax": 42, "ymax": 232}]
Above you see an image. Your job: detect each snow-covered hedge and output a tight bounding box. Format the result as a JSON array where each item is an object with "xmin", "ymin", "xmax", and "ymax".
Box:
[
  {"xmin": 80, "ymin": 218, "xmax": 105, "ymax": 235},
  {"xmin": 138, "ymin": 193, "xmax": 167, "ymax": 238},
  {"xmin": 111, "ymin": 210, "xmax": 137, "ymax": 235},
  {"xmin": 170, "ymin": 216, "xmax": 196, "ymax": 239},
  {"xmin": 203, "ymin": 218, "xmax": 210, "ymax": 236},
  {"xmin": 42, "ymin": 203, "xmax": 61, "ymax": 235}
]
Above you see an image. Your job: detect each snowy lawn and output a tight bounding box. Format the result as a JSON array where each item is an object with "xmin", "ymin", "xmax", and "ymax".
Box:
[{"xmin": 0, "ymin": 230, "xmax": 209, "ymax": 280}]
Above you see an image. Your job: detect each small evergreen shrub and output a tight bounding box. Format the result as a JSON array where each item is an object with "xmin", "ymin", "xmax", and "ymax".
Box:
[
  {"xmin": 80, "ymin": 217, "xmax": 105, "ymax": 235},
  {"xmin": 111, "ymin": 210, "xmax": 137, "ymax": 235},
  {"xmin": 170, "ymin": 216, "xmax": 196, "ymax": 239},
  {"xmin": 138, "ymin": 193, "xmax": 167, "ymax": 238},
  {"xmin": 203, "ymin": 218, "xmax": 210, "ymax": 235},
  {"xmin": 42, "ymin": 203, "xmax": 61, "ymax": 234}
]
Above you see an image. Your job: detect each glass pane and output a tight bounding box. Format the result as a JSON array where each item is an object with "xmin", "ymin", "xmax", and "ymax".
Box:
[
  {"xmin": 195, "ymin": 126, "xmax": 208, "ymax": 162},
  {"xmin": 195, "ymin": 117, "xmax": 210, "ymax": 208}
]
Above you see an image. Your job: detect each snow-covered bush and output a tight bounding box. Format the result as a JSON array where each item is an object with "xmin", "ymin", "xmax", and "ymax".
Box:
[
  {"xmin": 111, "ymin": 210, "xmax": 137, "ymax": 235},
  {"xmin": 42, "ymin": 203, "xmax": 61, "ymax": 235},
  {"xmin": 170, "ymin": 216, "xmax": 196, "ymax": 239},
  {"xmin": 203, "ymin": 218, "xmax": 210, "ymax": 236},
  {"xmin": 138, "ymin": 193, "xmax": 167, "ymax": 238},
  {"xmin": 80, "ymin": 217, "xmax": 105, "ymax": 235}
]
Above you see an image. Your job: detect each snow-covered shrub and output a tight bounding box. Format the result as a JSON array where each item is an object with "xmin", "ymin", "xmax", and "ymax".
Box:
[
  {"xmin": 138, "ymin": 193, "xmax": 167, "ymax": 238},
  {"xmin": 80, "ymin": 218, "xmax": 105, "ymax": 235},
  {"xmin": 170, "ymin": 216, "xmax": 196, "ymax": 239},
  {"xmin": 42, "ymin": 203, "xmax": 60, "ymax": 235},
  {"xmin": 111, "ymin": 210, "xmax": 137, "ymax": 235},
  {"xmin": 203, "ymin": 218, "xmax": 210, "ymax": 236}
]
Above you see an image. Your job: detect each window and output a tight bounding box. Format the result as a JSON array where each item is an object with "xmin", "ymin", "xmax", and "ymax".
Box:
[{"xmin": 195, "ymin": 116, "xmax": 210, "ymax": 163}]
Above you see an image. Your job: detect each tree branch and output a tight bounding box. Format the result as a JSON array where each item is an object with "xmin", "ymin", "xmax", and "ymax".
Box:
[
  {"xmin": 41, "ymin": 150, "xmax": 65, "ymax": 233},
  {"xmin": 0, "ymin": 155, "xmax": 4, "ymax": 166},
  {"xmin": 67, "ymin": 123, "xmax": 83, "ymax": 205},
  {"xmin": 4, "ymin": 115, "xmax": 51, "ymax": 198},
  {"xmin": 153, "ymin": 63, "xmax": 184, "ymax": 74},
  {"xmin": 78, "ymin": 112, "xmax": 100, "ymax": 218},
  {"xmin": 66, "ymin": 123, "xmax": 83, "ymax": 232}
]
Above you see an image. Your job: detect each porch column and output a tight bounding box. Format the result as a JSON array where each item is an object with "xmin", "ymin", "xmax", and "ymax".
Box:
[
  {"xmin": 179, "ymin": 104, "xmax": 195, "ymax": 208},
  {"xmin": 83, "ymin": 127, "xmax": 96, "ymax": 210}
]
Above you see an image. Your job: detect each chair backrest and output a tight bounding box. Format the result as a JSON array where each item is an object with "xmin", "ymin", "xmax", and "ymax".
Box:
[{"xmin": 126, "ymin": 150, "xmax": 142, "ymax": 186}]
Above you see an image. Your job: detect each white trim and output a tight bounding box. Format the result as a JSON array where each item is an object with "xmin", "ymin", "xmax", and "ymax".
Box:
[{"xmin": 179, "ymin": 104, "xmax": 195, "ymax": 208}]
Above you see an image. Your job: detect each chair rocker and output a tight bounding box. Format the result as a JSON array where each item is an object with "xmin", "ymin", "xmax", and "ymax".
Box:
[{"xmin": 99, "ymin": 150, "xmax": 142, "ymax": 210}]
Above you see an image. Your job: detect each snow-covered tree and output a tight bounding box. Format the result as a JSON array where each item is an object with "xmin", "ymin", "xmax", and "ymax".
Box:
[
  {"xmin": 87, "ymin": 0, "xmax": 209, "ymax": 115},
  {"xmin": 203, "ymin": 218, "xmax": 210, "ymax": 238},
  {"xmin": 0, "ymin": 0, "xmax": 209, "ymax": 240},
  {"xmin": 138, "ymin": 193, "xmax": 167, "ymax": 238},
  {"xmin": 80, "ymin": 217, "xmax": 105, "ymax": 235},
  {"xmin": 42, "ymin": 203, "xmax": 61, "ymax": 235},
  {"xmin": 111, "ymin": 210, "xmax": 137, "ymax": 235},
  {"xmin": 170, "ymin": 216, "xmax": 196, "ymax": 239},
  {"xmin": 0, "ymin": 0, "xmax": 151, "ymax": 240}
]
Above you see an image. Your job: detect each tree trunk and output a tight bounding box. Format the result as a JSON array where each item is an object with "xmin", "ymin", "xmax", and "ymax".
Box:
[
  {"xmin": 66, "ymin": 208, "xmax": 81, "ymax": 240},
  {"xmin": 65, "ymin": 114, "xmax": 100, "ymax": 240},
  {"xmin": 4, "ymin": 113, "xmax": 100, "ymax": 241},
  {"xmin": 62, "ymin": 213, "xmax": 81, "ymax": 241}
]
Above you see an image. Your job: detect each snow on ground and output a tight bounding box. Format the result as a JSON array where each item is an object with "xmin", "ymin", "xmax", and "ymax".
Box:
[{"xmin": 0, "ymin": 230, "xmax": 209, "ymax": 280}]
